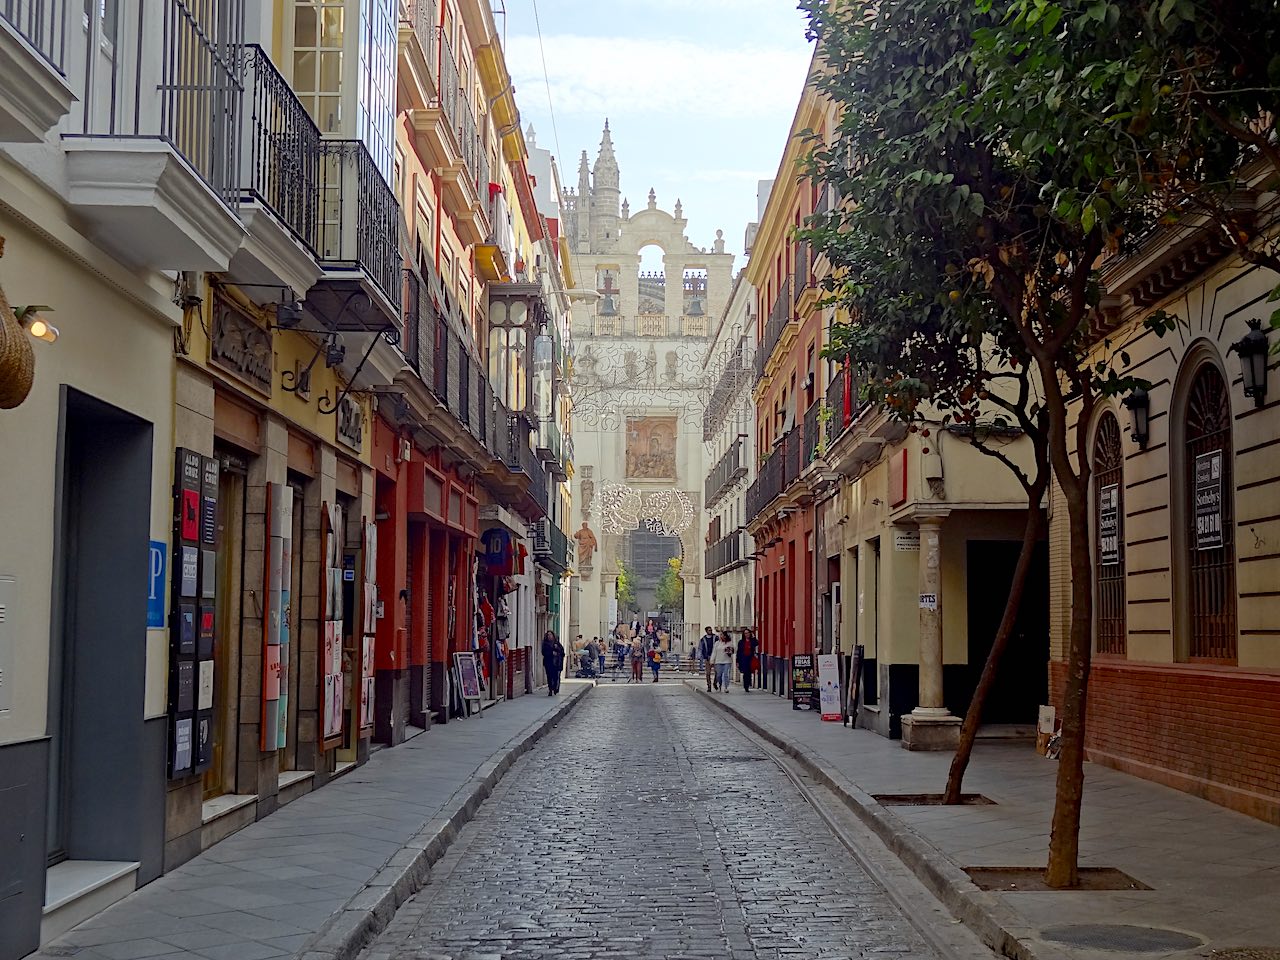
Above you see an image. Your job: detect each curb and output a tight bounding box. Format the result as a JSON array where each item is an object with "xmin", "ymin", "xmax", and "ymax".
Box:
[
  {"xmin": 691, "ymin": 684, "xmax": 1065, "ymax": 960},
  {"xmin": 298, "ymin": 685, "xmax": 591, "ymax": 960}
]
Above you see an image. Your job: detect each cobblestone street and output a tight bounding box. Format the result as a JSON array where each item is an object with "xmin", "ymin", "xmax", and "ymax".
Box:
[{"xmin": 362, "ymin": 686, "xmax": 958, "ymax": 960}]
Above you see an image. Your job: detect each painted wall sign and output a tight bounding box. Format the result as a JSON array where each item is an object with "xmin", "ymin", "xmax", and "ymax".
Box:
[
  {"xmin": 1099, "ymin": 483, "xmax": 1120, "ymax": 566},
  {"xmin": 893, "ymin": 529, "xmax": 920, "ymax": 552},
  {"xmin": 148, "ymin": 541, "xmax": 167, "ymax": 628},
  {"xmin": 919, "ymin": 593, "xmax": 938, "ymax": 611},
  {"xmin": 209, "ymin": 293, "xmax": 273, "ymax": 395},
  {"xmin": 1194, "ymin": 449, "xmax": 1225, "ymax": 551}
]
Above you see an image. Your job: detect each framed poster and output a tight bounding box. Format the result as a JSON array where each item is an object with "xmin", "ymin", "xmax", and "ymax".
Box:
[
  {"xmin": 1194, "ymin": 450, "xmax": 1224, "ymax": 550},
  {"xmin": 319, "ymin": 502, "xmax": 345, "ymax": 749},
  {"xmin": 1099, "ymin": 483, "xmax": 1120, "ymax": 566}
]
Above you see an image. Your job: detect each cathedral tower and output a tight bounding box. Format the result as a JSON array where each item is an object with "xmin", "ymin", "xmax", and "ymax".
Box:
[{"xmin": 590, "ymin": 120, "xmax": 621, "ymax": 249}]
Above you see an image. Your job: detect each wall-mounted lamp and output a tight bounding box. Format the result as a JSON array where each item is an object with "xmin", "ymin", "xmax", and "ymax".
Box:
[
  {"xmin": 324, "ymin": 335, "xmax": 346, "ymax": 368},
  {"xmin": 275, "ymin": 299, "xmax": 304, "ymax": 329},
  {"xmin": 1123, "ymin": 387, "xmax": 1150, "ymax": 448},
  {"xmin": 16, "ymin": 305, "xmax": 57, "ymax": 343},
  {"xmin": 1230, "ymin": 317, "xmax": 1270, "ymax": 408}
]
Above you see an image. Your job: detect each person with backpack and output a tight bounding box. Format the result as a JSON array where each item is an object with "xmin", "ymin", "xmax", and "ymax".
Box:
[
  {"xmin": 649, "ymin": 644, "xmax": 663, "ymax": 682},
  {"xmin": 712, "ymin": 631, "xmax": 736, "ymax": 692},
  {"xmin": 698, "ymin": 626, "xmax": 717, "ymax": 691}
]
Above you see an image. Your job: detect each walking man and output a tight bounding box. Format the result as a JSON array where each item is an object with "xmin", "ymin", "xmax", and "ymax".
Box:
[
  {"xmin": 699, "ymin": 626, "xmax": 716, "ymax": 691},
  {"xmin": 541, "ymin": 630, "xmax": 564, "ymax": 696}
]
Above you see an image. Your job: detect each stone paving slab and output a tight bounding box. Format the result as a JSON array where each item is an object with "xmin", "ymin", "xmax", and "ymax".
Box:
[
  {"xmin": 30, "ymin": 685, "xmax": 591, "ymax": 960},
  {"xmin": 693, "ymin": 683, "xmax": 1280, "ymax": 960}
]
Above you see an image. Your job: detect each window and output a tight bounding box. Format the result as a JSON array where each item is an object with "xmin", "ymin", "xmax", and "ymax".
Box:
[
  {"xmin": 1181, "ymin": 362, "xmax": 1237, "ymax": 662},
  {"xmin": 293, "ymin": 0, "xmax": 345, "ymax": 134},
  {"xmin": 357, "ymin": 0, "xmax": 397, "ymax": 179},
  {"xmin": 1093, "ymin": 411, "xmax": 1126, "ymax": 655}
]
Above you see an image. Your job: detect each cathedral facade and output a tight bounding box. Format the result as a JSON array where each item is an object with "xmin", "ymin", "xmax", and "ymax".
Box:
[{"xmin": 566, "ymin": 122, "xmax": 732, "ymax": 646}]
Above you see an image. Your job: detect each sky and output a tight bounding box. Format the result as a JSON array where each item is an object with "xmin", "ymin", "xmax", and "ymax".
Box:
[{"xmin": 501, "ymin": 0, "xmax": 815, "ymax": 274}]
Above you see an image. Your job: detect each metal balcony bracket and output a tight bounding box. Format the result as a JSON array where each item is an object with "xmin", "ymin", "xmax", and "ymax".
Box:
[{"xmin": 318, "ymin": 322, "xmax": 400, "ymax": 415}]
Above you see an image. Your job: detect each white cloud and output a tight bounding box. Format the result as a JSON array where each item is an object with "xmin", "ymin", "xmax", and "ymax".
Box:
[{"xmin": 506, "ymin": 33, "xmax": 812, "ymax": 121}]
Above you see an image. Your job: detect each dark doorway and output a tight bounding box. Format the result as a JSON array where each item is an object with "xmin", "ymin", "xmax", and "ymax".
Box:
[
  {"xmin": 47, "ymin": 388, "xmax": 160, "ymax": 874},
  {"xmin": 962, "ymin": 539, "xmax": 1049, "ymax": 725}
]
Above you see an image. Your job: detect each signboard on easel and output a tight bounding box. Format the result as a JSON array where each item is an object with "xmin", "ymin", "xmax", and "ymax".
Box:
[{"xmin": 453, "ymin": 651, "xmax": 483, "ymax": 716}]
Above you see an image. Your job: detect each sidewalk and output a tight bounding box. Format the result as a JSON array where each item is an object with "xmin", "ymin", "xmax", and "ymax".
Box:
[
  {"xmin": 693, "ymin": 683, "xmax": 1280, "ymax": 960},
  {"xmin": 30, "ymin": 684, "xmax": 591, "ymax": 960}
]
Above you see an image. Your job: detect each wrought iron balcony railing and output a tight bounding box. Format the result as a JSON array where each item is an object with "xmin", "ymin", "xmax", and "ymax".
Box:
[
  {"xmin": 533, "ymin": 519, "xmax": 570, "ymax": 572},
  {"xmin": 705, "ymin": 529, "xmax": 747, "ymax": 578},
  {"xmin": 755, "ymin": 279, "xmax": 792, "ymax": 381},
  {"xmin": 2, "ymin": 0, "xmax": 66, "ymax": 69},
  {"xmin": 242, "ymin": 44, "xmax": 320, "ymax": 252},
  {"xmin": 803, "ymin": 401, "xmax": 821, "ymax": 466},
  {"xmin": 794, "ymin": 242, "xmax": 812, "ymax": 307},
  {"xmin": 317, "ymin": 139, "xmax": 403, "ymax": 314},
  {"xmin": 704, "ymin": 437, "xmax": 746, "ymax": 508},
  {"xmin": 508, "ymin": 417, "xmax": 549, "ymax": 518},
  {"xmin": 405, "ymin": 0, "xmax": 439, "ymax": 88}
]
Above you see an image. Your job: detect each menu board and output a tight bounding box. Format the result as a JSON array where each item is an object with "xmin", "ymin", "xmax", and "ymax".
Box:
[{"xmin": 791, "ymin": 654, "xmax": 816, "ymax": 711}]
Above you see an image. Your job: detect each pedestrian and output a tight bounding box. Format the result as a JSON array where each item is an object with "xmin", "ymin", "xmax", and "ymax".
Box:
[
  {"xmin": 584, "ymin": 635, "xmax": 601, "ymax": 684},
  {"xmin": 712, "ymin": 630, "xmax": 735, "ymax": 692},
  {"xmin": 612, "ymin": 636, "xmax": 627, "ymax": 679},
  {"xmin": 698, "ymin": 626, "xmax": 716, "ymax": 691},
  {"xmin": 743, "ymin": 628, "xmax": 760, "ymax": 691},
  {"xmin": 629, "ymin": 636, "xmax": 644, "ymax": 683},
  {"xmin": 595, "ymin": 636, "xmax": 606, "ymax": 676},
  {"xmin": 736, "ymin": 628, "xmax": 756, "ymax": 693},
  {"xmin": 649, "ymin": 645, "xmax": 662, "ymax": 683},
  {"xmin": 541, "ymin": 630, "xmax": 564, "ymax": 695}
]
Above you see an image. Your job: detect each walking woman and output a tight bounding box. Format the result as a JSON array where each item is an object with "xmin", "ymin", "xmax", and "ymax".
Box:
[
  {"xmin": 649, "ymin": 644, "xmax": 663, "ymax": 683},
  {"xmin": 541, "ymin": 630, "xmax": 564, "ymax": 695},
  {"xmin": 629, "ymin": 636, "xmax": 645, "ymax": 683},
  {"xmin": 737, "ymin": 628, "xmax": 758, "ymax": 692},
  {"xmin": 712, "ymin": 631, "xmax": 735, "ymax": 692}
]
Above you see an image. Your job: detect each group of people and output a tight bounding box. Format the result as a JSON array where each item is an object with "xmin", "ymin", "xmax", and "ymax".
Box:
[{"xmin": 698, "ymin": 626, "xmax": 759, "ymax": 693}]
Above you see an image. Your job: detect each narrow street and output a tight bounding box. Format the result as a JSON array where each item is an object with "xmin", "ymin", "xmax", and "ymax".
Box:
[{"xmin": 361, "ymin": 686, "xmax": 984, "ymax": 960}]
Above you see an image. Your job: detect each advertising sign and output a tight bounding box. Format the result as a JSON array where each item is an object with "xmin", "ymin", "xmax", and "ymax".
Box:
[
  {"xmin": 169, "ymin": 449, "xmax": 217, "ymax": 779},
  {"xmin": 1099, "ymin": 483, "xmax": 1120, "ymax": 566},
  {"xmin": 454, "ymin": 651, "xmax": 483, "ymax": 708},
  {"xmin": 791, "ymin": 654, "xmax": 816, "ymax": 711},
  {"xmin": 818, "ymin": 654, "xmax": 842, "ymax": 721},
  {"xmin": 1194, "ymin": 450, "xmax": 1225, "ymax": 551},
  {"xmin": 148, "ymin": 541, "xmax": 167, "ymax": 628}
]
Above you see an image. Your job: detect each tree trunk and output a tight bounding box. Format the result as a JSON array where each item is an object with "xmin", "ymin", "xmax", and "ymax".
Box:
[
  {"xmin": 943, "ymin": 503, "xmax": 1045, "ymax": 804},
  {"xmin": 1044, "ymin": 478, "xmax": 1094, "ymax": 888}
]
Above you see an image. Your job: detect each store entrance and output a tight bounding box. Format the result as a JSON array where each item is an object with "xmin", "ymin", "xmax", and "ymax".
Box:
[
  {"xmin": 47, "ymin": 388, "xmax": 155, "ymax": 869},
  {"xmin": 204, "ymin": 451, "xmax": 247, "ymax": 801}
]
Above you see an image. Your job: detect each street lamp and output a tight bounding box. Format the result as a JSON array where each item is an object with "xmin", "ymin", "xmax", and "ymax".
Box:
[
  {"xmin": 1230, "ymin": 317, "xmax": 1270, "ymax": 408},
  {"xmin": 1123, "ymin": 387, "xmax": 1150, "ymax": 449}
]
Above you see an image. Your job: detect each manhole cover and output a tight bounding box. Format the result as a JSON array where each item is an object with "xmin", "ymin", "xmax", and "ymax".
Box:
[
  {"xmin": 1041, "ymin": 924, "xmax": 1203, "ymax": 952},
  {"xmin": 1211, "ymin": 950, "xmax": 1280, "ymax": 960}
]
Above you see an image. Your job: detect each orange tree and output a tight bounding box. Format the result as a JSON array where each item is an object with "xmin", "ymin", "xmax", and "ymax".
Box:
[{"xmin": 798, "ymin": 0, "xmax": 1183, "ymax": 886}]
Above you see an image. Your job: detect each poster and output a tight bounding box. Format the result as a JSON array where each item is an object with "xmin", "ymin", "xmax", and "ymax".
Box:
[
  {"xmin": 172, "ymin": 717, "xmax": 192, "ymax": 774},
  {"xmin": 791, "ymin": 654, "xmax": 815, "ymax": 710},
  {"xmin": 1194, "ymin": 450, "xmax": 1224, "ymax": 550},
  {"xmin": 148, "ymin": 541, "xmax": 167, "ymax": 628},
  {"xmin": 818, "ymin": 654, "xmax": 842, "ymax": 721},
  {"xmin": 198, "ymin": 660, "xmax": 215, "ymax": 710},
  {"xmin": 180, "ymin": 546, "xmax": 199, "ymax": 598},
  {"xmin": 1099, "ymin": 483, "xmax": 1120, "ymax": 565},
  {"xmin": 454, "ymin": 651, "xmax": 483, "ymax": 702}
]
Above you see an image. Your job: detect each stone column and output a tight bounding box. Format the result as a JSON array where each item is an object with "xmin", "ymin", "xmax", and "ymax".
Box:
[{"xmin": 900, "ymin": 513, "xmax": 960, "ymax": 750}]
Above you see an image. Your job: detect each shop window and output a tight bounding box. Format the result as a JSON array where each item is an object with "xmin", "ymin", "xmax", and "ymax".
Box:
[
  {"xmin": 1093, "ymin": 411, "xmax": 1126, "ymax": 655},
  {"xmin": 1180, "ymin": 361, "xmax": 1238, "ymax": 662}
]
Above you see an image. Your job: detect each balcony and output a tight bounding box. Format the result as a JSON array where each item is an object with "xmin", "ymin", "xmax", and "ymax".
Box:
[
  {"xmin": 824, "ymin": 363, "xmax": 870, "ymax": 446},
  {"xmin": 754, "ymin": 279, "xmax": 792, "ymax": 382},
  {"xmin": 397, "ymin": 0, "xmax": 439, "ymax": 112},
  {"xmin": 507, "ymin": 417, "xmax": 549, "ymax": 520},
  {"xmin": 705, "ymin": 529, "xmax": 748, "ymax": 578},
  {"xmin": 704, "ymin": 437, "xmax": 746, "ymax": 508},
  {"xmin": 532, "ymin": 519, "xmax": 570, "ymax": 574},
  {"xmin": 63, "ymin": 0, "xmax": 246, "ymax": 270},
  {"xmin": 307, "ymin": 139, "xmax": 403, "ymax": 334},
  {"xmin": 537, "ymin": 419, "xmax": 567, "ymax": 482},
  {"xmin": 0, "ymin": 0, "xmax": 75, "ymax": 141},
  {"xmin": 475, "ymin": 187, "xmax": 515, "ymax": 282},
  {"xmin": 585, "ymin": 315, "xmax": 710, "ymax": 339},
  {"xmin": 227, "ymin": 45, "xmax": 324, "ymax": 297},
  {"xmin": 703, "ymin": 339, "xmax": 750, "ymax": 441},
  {"xmin": 803, "ymin": 401, "xmax": 821, "ymax": 466}
]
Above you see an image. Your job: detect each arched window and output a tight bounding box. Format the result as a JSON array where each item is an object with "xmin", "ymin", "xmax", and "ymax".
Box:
[
  {"xmin": 1182, "ymin": 362, "xmax": 1237, "ymax": 662},
  {"xmin": 1093, "ymin": 411, "xmax": 1126, "ymax": 655}
]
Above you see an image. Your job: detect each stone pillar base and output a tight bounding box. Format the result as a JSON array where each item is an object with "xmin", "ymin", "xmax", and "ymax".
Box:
[{"xmin": 900, "ymin": 712, "xmax": 962, "ymax": 751}]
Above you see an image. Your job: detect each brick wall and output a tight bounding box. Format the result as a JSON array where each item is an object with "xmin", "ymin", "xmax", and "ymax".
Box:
[{"xmin": 1050, "ymin": 659, "xmax": 1280, "ymax": 825}]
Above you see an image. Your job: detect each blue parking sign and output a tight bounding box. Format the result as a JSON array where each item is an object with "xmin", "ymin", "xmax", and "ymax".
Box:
[{"xmin": 148, "ymin": 541, "xmax": 167, "ymax": 628}]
